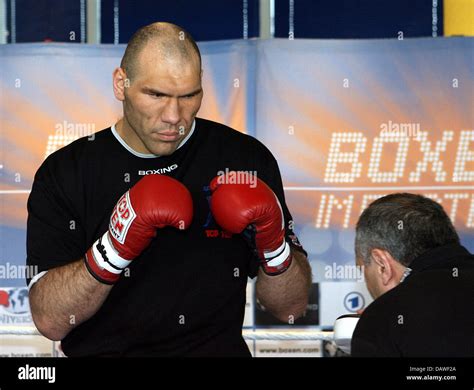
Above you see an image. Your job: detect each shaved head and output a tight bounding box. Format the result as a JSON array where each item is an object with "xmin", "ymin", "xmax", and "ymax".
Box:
[
  {"xmin": 120, "ymin": 22, "xmax": 202, "ymax": 81},
  {"xmin": 113, "ymin": 22, "xmax": 203, "ymax": 157}
]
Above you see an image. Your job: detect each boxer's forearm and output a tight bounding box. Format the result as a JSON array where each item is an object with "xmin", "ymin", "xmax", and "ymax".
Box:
[
  {"xmin": 29, "ymin": 259, "xmax": 113, "ymax": 341},
  {"xmin": 255, "ymin": 249, "xmax": 312, "ymax": 323}
]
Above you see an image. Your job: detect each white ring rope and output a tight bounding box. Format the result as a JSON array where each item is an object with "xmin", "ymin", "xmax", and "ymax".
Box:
[
  {"xmin": 0, "ymin": 326, "xmax": 334, "ymax": 341},
  {"xmin": 243, "ymin": 329, "xmax": 334, "ymax": 341},
  {"xmin": 0, "ymin": 326, "xmax": 40, "ymax": 335}
]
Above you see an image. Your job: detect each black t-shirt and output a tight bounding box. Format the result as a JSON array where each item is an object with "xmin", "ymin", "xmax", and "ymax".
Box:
[
  {"xmin": 27, "ymin": 118, "xmax": 302, "ymax": 357},
  {"xmin": 351, "ymin": 244, "xmax": 474, "ymax": 357}
]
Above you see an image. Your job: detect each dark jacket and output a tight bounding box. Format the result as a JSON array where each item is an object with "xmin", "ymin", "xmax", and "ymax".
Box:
[{"xmin": 352, "ymin": 244, "xmax": 474, "ymax": 357}]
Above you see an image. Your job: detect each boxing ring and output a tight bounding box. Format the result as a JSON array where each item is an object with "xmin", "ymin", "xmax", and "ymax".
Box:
[
  {"xmin": 0, "ymin": 326, "xmax": 348, "ymax": 357},
  {"xmin": 0, "ymin": 325, "xmax": 333, "ymax": 340},
  {"xmin": 0, "ymin": 325, "xmax": 350, "ymax": 357}
]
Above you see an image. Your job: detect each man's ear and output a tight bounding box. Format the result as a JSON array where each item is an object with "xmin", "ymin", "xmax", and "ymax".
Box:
[
  {"xmin": 113, "ymin": 67, "xmax": 128, "ymax": 101},
  {"xmin": 370, "ymin": 248, "xmax": 396, "ymax": 286}
]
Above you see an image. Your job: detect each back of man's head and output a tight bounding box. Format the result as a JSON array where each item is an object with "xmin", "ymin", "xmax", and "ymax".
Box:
[{"xmin": 355, "ymin": 193, "xmax": 460, "ymax": 266}]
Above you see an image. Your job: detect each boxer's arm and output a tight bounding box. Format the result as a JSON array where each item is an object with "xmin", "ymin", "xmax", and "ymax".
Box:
[
  {"xmin": 255, "ymin": 248, "xmax": 312, "ymax": 323},
  {"xmin": 29, "ymin": 175, "xmax": 193, "ymax": 341},
  {"xmin": 29, "ymin": 259, "xmax": 112, "ymax": 341}
]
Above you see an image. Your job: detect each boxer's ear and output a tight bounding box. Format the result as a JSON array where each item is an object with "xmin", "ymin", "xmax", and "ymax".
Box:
[{"xmin": 113, "ymin": 67, "xmax": 128, "ymax": 101}]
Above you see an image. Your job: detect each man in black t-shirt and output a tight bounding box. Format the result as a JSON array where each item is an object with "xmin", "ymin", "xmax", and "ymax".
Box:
[
  {"xmin": 26, "ymin": 22, "xmax": 312, "ymax": 357},
  {"xmin": 351, "ymin": 193, "xmax": 474, "ymax": 357}
]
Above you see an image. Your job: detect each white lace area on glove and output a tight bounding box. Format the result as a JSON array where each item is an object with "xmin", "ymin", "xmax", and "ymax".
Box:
[
  {"xmin": 91, "ymin": 232, "xmax": 130, "ymax": 273},
  {"xmin": 264, "ymin": 241, "xmax": 291, "ymax": 266}
]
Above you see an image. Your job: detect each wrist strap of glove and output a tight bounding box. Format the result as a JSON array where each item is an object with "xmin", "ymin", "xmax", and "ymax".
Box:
[
  {"xmin": 84, "ymin": 231, "xmax": 131, "ymax": 285},
  {"xmin": 261, "ymin": 240, "xmax": 292, "ymax": 276}
]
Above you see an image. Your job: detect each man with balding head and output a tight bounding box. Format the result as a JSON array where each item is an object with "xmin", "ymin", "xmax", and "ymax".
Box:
[{"xmin": 26, "ymin": 22, "xmax": 312, "ymax": 357}]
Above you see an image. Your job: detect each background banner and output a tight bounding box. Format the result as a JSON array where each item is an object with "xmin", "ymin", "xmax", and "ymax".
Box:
[
  {"xmin": 255, "ymin": 37, "xmax": 474, "ymax": 286},
  {"xmin": 1, "ymin": 38, "xmax": 473, "ymax": 332}
]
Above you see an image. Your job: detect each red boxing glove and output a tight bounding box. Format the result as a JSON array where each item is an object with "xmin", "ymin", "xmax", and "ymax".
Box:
[
  {"xmin": 85, "ymin": 174, "xmax": 193, "ymax": 284},
  {"xmin": 210, "ymin": 171, "xmax": 292, "ymax": 276}
]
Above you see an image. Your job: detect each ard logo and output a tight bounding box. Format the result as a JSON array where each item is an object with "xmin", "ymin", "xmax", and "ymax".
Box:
[{"xmin": 344, "ymin": 292, "xmax": 365, "ymax": 312}]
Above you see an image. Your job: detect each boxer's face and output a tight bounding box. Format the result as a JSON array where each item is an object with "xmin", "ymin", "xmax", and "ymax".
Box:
[{"xmin": 115, "ymin": 48, "xmax": 203, "ymax": 156}]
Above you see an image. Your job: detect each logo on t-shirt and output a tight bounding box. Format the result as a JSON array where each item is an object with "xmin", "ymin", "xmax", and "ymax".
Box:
[
  {"xmin": 138, "ymin": 164, "xmax": 178, "ymax": 176},
  {"xmin": 109, "ymin": 191, "xmax": 137, "ymax": 244}
]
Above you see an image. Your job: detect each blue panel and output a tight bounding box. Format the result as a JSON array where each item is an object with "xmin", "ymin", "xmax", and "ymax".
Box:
[
  {"xmin": 275, "ymin": 0, "xmax": 443, "ymax": 39},
  {"xmin": 101, "ymin": 0, "xmax": 259, "ymax": 43},
  {"xmin": 7, "ymin": 0, "xmax": 83, "ymax": 43},
  {"xmin": 0, "ymin": 226, "xmax": 27, "ymax": 287}
]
